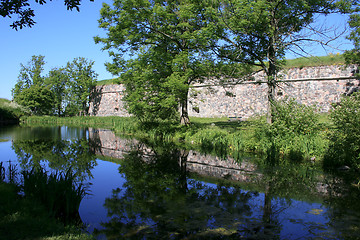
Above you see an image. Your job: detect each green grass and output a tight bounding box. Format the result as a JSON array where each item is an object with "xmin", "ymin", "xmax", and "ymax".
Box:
[
  {"xmin": 0, "ymin": 161, "xmax": 93, "ymax": 240},
  {"xmin": 96, "ymin": 78, "xmax": 120, "ymax": 86},
  {"xmin": 23, "ymin": 114, "xmax": 332, "ymax": 163},
  {"xmin": 284, "ymin": 53, "xmax": 345, "ymax": 69}
]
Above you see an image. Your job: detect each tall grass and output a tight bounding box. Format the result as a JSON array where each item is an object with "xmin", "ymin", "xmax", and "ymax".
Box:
[{"xmin": 22, "ymin": 167, "xmax": 87, "ymax": 224}]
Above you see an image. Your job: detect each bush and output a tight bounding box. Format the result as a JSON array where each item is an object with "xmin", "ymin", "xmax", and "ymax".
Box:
[
  {"xmin": 324, "ymin": 92, "xmax": 360, "ymax": 170},
  {"xmin": 252, "ymin": 98, "xmax": 325, "ymax": 162}
]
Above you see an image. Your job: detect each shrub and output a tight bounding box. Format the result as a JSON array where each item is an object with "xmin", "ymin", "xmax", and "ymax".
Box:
[
  {"xmin": 324, "ymin": 92, "xmax": 360, "ymax": 170},
  {"xmin": 253, "ymin": 98, "xmax": 324, "ymax": 161}
]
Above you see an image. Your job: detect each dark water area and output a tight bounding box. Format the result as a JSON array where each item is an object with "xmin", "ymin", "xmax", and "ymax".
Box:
[{"xmin": 1, "ymin": 125, "xmax": 360, "ymax": 239}]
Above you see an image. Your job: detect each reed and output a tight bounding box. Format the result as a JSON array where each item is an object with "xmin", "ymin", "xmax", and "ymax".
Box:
[{"xmin": 22, "ymin": 167, "xmax": 87, "ymax": 224}]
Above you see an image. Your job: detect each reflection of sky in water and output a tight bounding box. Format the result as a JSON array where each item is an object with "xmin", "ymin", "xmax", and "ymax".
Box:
[{"xmin": 79, "ymin": 160, "xmax": 125, "ymax": 233}]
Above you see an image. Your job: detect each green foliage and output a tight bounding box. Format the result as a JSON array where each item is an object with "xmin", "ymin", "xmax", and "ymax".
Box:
[
  {"xmin": 0, "ymin": 98, "xmax": 30, "ymax": 122},
  {"xmin": 22, "ymin": 167, "xmax": 87, "ymax": 223},
  {"xmin": 344, "ymin": 2, "xmax": 360, "ymax": 66},
  {"xmin": 65, "ymin": 57, "xmax": 98, "ymax": 116},
  {"xmin": 12, "ymin": 55, "xmax": 52, "ymax": 115},
  {"xmin": 46, "ymin": 68, "xmax": 69, "ymax": 116},
  {"xmin": 0, "ymin": 168, "xmax": 92, "ymax": 240},
  {"xmin": 121, "ymin": 49, "xmax": 180, "ymax": 122},
  {"xmin": 1, "ymin": 0, "xmax": 84, "ymax": 30},
  {"xmin": 95, "ymin": 0, "xmax": 249, "ymax": 124},
  {"xmin": 324, "ymin": 92, "xmax": 360, "ymax": 169},
  {"xmin": 15, "ymin": 84, "xmax": 55, "ymax": 115},
  {"xmin": 248, "ymin": 98, "xmax": 326, "ymax": 162},
  {"xmin": 12, "ymin": 55, "xmax": 98, "ymax": 117}
]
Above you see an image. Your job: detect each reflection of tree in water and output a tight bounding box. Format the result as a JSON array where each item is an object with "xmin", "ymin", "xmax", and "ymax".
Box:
[
  {"xmin": 94, "ymin": 144, "xmax": 285, "ymax": 239},
  {"xmin": 319, "ymin": 173, "xmax": 360, "ymax": 239},
  {"xmin": 12, "ymin": 137, "xmax": 97, "ymax": 181}
]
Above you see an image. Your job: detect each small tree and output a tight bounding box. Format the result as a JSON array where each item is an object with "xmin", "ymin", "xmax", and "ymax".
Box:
[{"xmin": 324, "ymin": 92, "xmax": 360, "ymax": 169}]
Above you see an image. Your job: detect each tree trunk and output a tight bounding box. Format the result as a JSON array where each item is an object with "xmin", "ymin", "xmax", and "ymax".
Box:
[
  {"xmin": 267, "ymin": 78, "xmax": 276, "ymax": 124},
  {"xmin": 180, "ymin": 97, "xmax": 190, "ymax": 125},
  {"xmin": 266, "ymin": 37, "xmax": 277, "ymax": 124}
]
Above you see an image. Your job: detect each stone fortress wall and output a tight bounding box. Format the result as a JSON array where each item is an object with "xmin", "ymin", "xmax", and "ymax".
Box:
[{"xmin": 89, "ymin": 65, "xmax": 360, "ymax": 119}]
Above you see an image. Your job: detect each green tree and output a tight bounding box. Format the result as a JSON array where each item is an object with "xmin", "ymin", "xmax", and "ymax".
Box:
[
  {"xmin": 209, "ymin": 0, "xmax": 348, "ymax": 123},
  {"xmin": 0, "ymin": 0, "xmax": 87, "ymax": 30},
  {"xmin": 65, "ymin": 57, "xmax": 98, "ymax": 116},
  {"xmin": 95, "ymin": 0, "xmax": 222, "ymax": 125},
  {"xmin": 46, "ymin": 68, "xmax": 69, "ymax": 116},
  {"xmin": 121, "ymin": 48, "xmax": 180, "ymax": 122},
  {"xmin": 12, "ymin": 55, "xmax": 46, "ymax": 98},
  {"xmin": 14, "ymin": 84, "xmax": 54, "ymax": 115},
  {"xmin": 324, "ymin": 92, "xmax": 360, "ymax": 170},
  {"xmin": 344, "ymin": 1, "xmax": 360, "ymax": 66},
  {"xmin": 12, "ymin": 55, "xmax": 54, "ymax": 115}
]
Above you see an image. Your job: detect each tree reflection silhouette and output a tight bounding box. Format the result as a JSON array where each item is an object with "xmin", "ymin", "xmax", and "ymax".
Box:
[
  {"xmin": 94, "ymin": 145, "xmax": 271, "ymax": 239},
  {"xmin": 12, "ymin": 137, "xmax": 97, "ymax": 181}
]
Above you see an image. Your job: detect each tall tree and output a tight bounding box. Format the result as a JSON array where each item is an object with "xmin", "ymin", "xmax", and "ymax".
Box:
[
  {"xmin": 0, "ymin": 0, "xmax": 88, "ymax": 30},
  {"xmin": 46, "ymin": 67, "xmax": 69, "ymax": 116},
  {"xmin": 12, "ymin": 55, "xmax": 53, "ymax": 114},
  {"xmin": 65, "ymin": 57, "xmax": 98, "ymax": 116},
  {"xmin": 95, "ymin": 0, "xmax": 219, "ymax": 125},
  {"xmin": 208, "ymin": 0, "xmax": 349, "ymax": 123}
]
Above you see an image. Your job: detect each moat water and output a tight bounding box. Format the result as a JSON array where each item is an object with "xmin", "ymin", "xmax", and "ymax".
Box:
[{"xmin": 1, "ymin": 125, "xmax": 360, "ymax": 239}]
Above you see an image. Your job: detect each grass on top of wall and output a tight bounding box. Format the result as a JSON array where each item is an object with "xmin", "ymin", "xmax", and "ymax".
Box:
[
  {"xmin": 284, "ymin": 53, "xmax": 345, "ymax": 69},
  {"xmin": 96, "ymin": 78, "xmax": 120, "ymax": 86}
]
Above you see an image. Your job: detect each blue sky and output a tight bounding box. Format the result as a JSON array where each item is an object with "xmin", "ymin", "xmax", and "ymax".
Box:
[{"xmin": 0, "ymin": 1, "xmax": 354, "ymax": 100}]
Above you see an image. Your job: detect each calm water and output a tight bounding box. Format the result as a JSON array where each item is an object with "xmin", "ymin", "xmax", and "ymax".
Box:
[{"xmin": 1, "ymin": 125, "xmax": 360, "ymax": 239}]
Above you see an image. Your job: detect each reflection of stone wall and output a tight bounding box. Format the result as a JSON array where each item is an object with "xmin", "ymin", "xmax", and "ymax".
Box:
[
  {"xmin": 89, "ymin": 128, "xmax": 137, "ymax": 159},
  {"xmin": 89, "ymin": 129, "xmax": 259, "ymax": 182},
  {"xmin": 187, "ymin": 151, "xmax": 259, "ymax": 182},
  {"xmin": 89, "ymin": 65, "xmax": 359, "ymax": 119}
]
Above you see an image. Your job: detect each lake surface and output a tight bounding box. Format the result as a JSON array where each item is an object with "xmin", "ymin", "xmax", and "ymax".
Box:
[{"xmin": 1, "ymin": 125, "xmax": 360, "ymax": 239}]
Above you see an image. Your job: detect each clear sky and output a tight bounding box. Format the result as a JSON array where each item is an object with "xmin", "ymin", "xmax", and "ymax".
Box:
[{"xmin": 0, "ymin": 1, "xmax": 354, "ymax": 100}]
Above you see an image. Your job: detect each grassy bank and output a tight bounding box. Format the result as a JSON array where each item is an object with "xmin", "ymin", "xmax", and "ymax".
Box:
[
  {"xmin": 0, "ymin": 98, "xmax": 29, "ymax": 123},
  {"xmin": 23, "ymin": 112, "xmax": 332, "ymax": 165}
]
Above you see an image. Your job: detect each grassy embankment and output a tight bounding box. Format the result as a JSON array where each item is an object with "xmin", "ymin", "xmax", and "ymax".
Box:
[
  {"xmin": 22, "ymin": 112, "xmax": 332, "ymax": 165},
  {"xmin": 0, "ymin": 98, "xmax": 29, "ymax": 124}
]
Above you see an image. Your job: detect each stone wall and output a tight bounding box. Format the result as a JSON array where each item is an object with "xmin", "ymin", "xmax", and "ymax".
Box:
[{"xmin": 89, "ymin": 65, "xmax": 360, "ymax": 119}]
